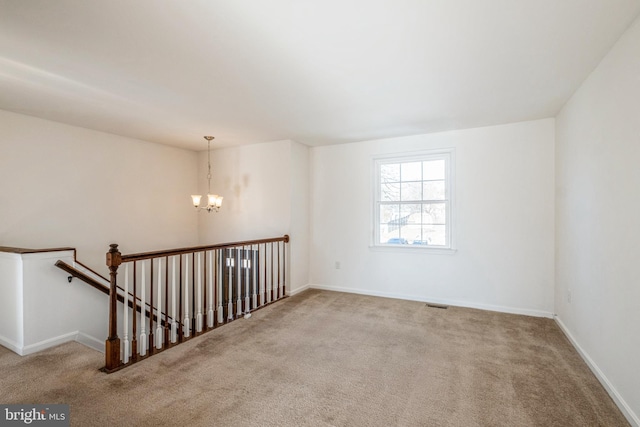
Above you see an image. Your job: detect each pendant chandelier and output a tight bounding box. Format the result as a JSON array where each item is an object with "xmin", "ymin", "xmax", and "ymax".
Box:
[{"xmin": 191, "ymin": 136, "xmax": 223, "ymax": 213}]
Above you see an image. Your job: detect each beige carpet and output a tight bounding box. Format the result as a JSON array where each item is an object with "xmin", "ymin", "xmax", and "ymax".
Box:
[{"xmin": 0, "ymin": 289, "xmax": 629, "ymax": 426}]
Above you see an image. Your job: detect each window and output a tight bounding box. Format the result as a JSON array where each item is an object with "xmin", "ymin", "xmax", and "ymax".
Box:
[{"xmin": 373, "ymin": 149, "xmax": 454, "ymax": 249}]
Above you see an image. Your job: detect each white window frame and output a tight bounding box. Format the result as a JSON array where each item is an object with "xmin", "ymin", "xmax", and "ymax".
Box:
[{"xmin": 372, "ymin": 148, "xmax": 455, "ymax": 251}]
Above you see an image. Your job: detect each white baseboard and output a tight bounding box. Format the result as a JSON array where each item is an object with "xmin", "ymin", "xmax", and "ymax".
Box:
[
  {"xmin": 21, "ymin": 331, "xmax": 78, "ymax": 355},
  {"xmin": 554, "ymin": 316, "xmax": 639, "ymax": 427},
  {"xmin": 0, "ymin": 334, "xmax": 23, "ymax": 355},
  {"xmin": 3, "ymin": 331, "xmax": 104, "ymax": 356},
  {"xmin": 76, "ymin": 332, "xmax": 105, "ymax": 353},
  {"xmin": 308, "ymin": 284, "xmax": 554, "ymax": 318},
  {"xmin": 287, "ymin": 284, "xmax": 310, "ymax": 297}
]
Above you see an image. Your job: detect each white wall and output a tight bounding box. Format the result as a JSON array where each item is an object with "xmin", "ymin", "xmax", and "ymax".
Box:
[
  {"xmin": 21, "ymin": 250, "xmax": 107, "ymax": 353},
  {"xmin": 0, "ymin": 249, "xmax": 108, "ymax": 355},
  {"xmin": 0, "ymin": 251, "xmax": 23, "ymax": 352},
  {"xmin": 0, "ymin": 110, "xmax": 199, "ymax": 273},
  {"xmin": 310, "ymin": 119, "xmax": 555, "ymax": 317},
  {"xmin": 555, "ymin": 15, "xmax": 640, "ymax": 426},
  {"xmin": 198, "ymin": 139, "xmax": 310, "ymax": 293},
  {"xmin": 198, "ymin": 140, "xmax": 292, "ymax": 244},
  {"xmin": 289, "ymin": 141, "xmax": 310, "ymax": 294}
]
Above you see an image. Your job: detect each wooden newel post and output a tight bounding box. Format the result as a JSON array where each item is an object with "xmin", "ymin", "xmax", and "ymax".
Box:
[{"xmin": 105, "ymin": 243, "xmax": 122, "ymax": 371}]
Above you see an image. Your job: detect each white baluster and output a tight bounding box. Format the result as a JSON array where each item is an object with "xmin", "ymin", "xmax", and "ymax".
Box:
[
  {"xmin": 236, "ymin": 250, "xmax": 243, "ymax": 317},
  {"xmin": 244, "ymin": 253, "xmax": 250, "ymax": 315},
  {"xmin": 184, "ymin": 254, "xmax": 190, "ymax": 337},
  {"xmin": 208, "ymin": 251, "xmax": 214, "ymax": 328},
  {"xmin": 273, "ymin": 242, "xmax": 280, "ymax": 301},
  {"xmin": 267, "ymin": 245, "xmax": 272, "ymax": 304},
  {"xmin": 260, "ymin": 245, "xmax": 265, "ymax": 306},
  {"xmin": 196, "ymin": 252, "xmax": 203, "ymax": 332},
  {"xmin": 280, "ymin": 242, "xmax": 285, "ymax": 298},
  {"xmin": 156, "ymin": 258, "xmax": 163, "ymax": 349},
  {"xmin": 123, "ymin": 263, "xmax": 130, "ymax": 364},
  {"xmin": 171, "ymin": 256, "xmax": 177, "ymax": 343},
  {"xmin": 217, "ymin": 251, "xmax": 223, "ymax": 324},
  {"xmin": 139, "ymin": 260, "xmax": 147, "ymax": 356},
  {"xmin": 251, "ymin": 247, "xmax": 258, "ymax": 309},
  {"xmin": 227, "ymin": 254, "xmax": 234, "ymax": 321}
]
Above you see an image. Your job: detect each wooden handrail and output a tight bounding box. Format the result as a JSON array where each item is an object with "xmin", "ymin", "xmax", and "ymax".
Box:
[
  {"xmin": 0, "ymin": 246, "xmax": 75, "ymax": 254},
  {"xmin": 55, "ymin": 260, "xmax": 108, "ymax": 294},
  {"xmin": 74, "ymin": 259, "xmax": 110, "ymax": 283},
  {"xmin": 55, "ymin": 260, "xmax": 168, "ymax": 326},
  {"xmin": 121, "ymin": 235, "xmax": 289, "ymax": 262}
]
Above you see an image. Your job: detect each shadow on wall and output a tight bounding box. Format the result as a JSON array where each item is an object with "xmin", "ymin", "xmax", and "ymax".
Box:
[{"xmin": 219, "ymin": 149, "xmax": 250, "ymax": 214}]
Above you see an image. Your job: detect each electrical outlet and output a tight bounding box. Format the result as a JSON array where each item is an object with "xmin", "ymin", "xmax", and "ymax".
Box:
[{"xmin": 335, "ymin": 261, "xmax": 341, "ymax": 269}]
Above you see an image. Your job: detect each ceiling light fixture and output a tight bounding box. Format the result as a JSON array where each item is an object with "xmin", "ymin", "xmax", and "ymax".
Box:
[{"xmin": 191, "ymin": 136, "xmax": 223, "ymax": 213}]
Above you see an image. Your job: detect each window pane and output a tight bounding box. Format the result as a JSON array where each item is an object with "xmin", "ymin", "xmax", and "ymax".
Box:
[
  {"xmin": 404, "ymin": 204, "xmax": 422, "ymax": 224},
  {"xmin": 399, "ymin": 204, "xmax": 413, "ymax": 220},
  {"xmin": 385, "ymin": 237, "xmax": 408, "ymax": 244},
  {"xmin": 422, "ymin": 225, "xmax": 446, "ymax": 246},
  {"xmin": 423, "ymin": 181, "xmax": 445, "ymax": 200},
  {"xmin": 422, "ymin": 203, "xmax": 446, "ymax": 224},
  {"xmin": 380, "ymin": 163, "xmax": 400, "ymax": 183},
  {"xmin": 401, "ymin": 225, "xmax": 421, "ymax": 243},
  {"xmin": 382, "ymin": 222, "xmax": 407, "ymax": 244},
  {"xmin": 380, "ymin": 204, "xmax": 399, "ymax": 223},
  {"xmin": 411, "ymin": 236, "xmax": 430, "ymax": 246},
  {"xmin": 401, "ymin": 162, "xmax": 421, "ymax": 181},
  {"xmin": 381, "ymin": 182, "xmax": 400, "ymax": 201},
  {"xmin": 401, "ymin": 182, "xmax": 421, "ymax": 201},
  {"xmin": 423, "ymin": 160, "xmax": 445, "ymax": 180},
  {"xmin": 380, "ymin": 225, "xmax": 399, "ymax": 244}
]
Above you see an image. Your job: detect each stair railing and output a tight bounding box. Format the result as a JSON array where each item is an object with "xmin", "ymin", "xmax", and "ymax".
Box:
[{"xmin": 104, "ymin": 235, "xmax": 289, "ymax": 372}]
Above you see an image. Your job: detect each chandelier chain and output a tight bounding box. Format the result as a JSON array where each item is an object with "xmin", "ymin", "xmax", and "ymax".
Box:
[{"xmin": 207, "ymin": 138, "xmax": 212, "ymax": 194}]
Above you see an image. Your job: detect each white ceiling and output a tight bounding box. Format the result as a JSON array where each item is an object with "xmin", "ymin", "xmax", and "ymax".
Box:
[{"xmin": 1, "ymin": 1, "xmax": 639, "ymax": 151}]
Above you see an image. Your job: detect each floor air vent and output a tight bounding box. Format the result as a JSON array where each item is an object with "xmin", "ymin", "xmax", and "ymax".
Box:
[{"xmin": 426, "ymin": 303, "xmax": 448, "ymax": 309}]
